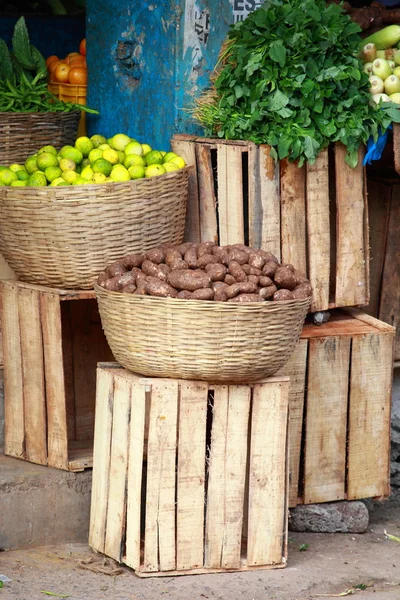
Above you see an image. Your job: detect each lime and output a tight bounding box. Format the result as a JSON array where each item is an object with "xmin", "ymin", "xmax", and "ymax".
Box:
[
  {"xmin": 90, "ymin": 134, "xmax": 107, "ymax": 148},
  {"xmin": 60, "ymin": 146, "xmax": 83, "ymax": 165},
  {"xmin": 141, "ymin": 143, "xmax": 152, "ymax": 155},
  {"xmin": 98, "ymin": 143, "xmax": 111, "ymax": 151},
  {"xmin": 170, "ymin": 156, "xmax": 186, "ymax": 168},
  {"xmin": 38, "ymin": 145, "xmax": 57, "ymax": 156},
  {"xmin": 92, "ymin": 172, "xmax": 107, "ymax": 184},
  {"xmin": 124, "ymin": 154, "xmax": 145, "ymax": 169},
  {"xmin": 92, "ymin": 158, "xmax": 112, "ymax": 176},
  {"xmin": 0, "ymin": 181, "xmax": 5, "ymax": 186},
  {"xmin": 163, "ymin": 161, "xmax": 180, "ymax": 173},
  {"xmin": 0, "ymin": 168, "xmax": 18, "ymax": 185},
  {"xmin": 102, "ymin": 148, "xmax": 119, "ymax": 165},
  {"xmin": 25, "ymin": 156, "xmax": 39, "ymax": 174},
  {"xmin": 76, "ymin": 165, "xmax": 82, "ymax": 174},
  {"xmin": 16, "ymin": 169, "xmax": 29, "ymax": 181},
  {"xmin": 144, "ymin": 150, "xmax": 164, "ymax": 166},
  {"xmin": 117, "ymin": 151, "xmax": 125, "ymax": 164},
  {"xmin": 37, "ymin": 152, "xmax": 59, "ymax": 171},
  {"xmin": 59, "ymin": 158, "xmax": 76, "ymax": 172},
  {"xmin": 0, "ymin": 166, "xmax": 6, "ymax": 171},
  {"xmin": 145, "ymin": 164, "xmax": 166, "ymax": 178},
  {"xmin": 81, "ymin": 165, "xmax": 94, "ymax": 180},
  {"xmin": 160, "ymin": 151, "xmax": 166, "ymax": 157},
  {"xmin": 163, "ymin": 152, "xmax": 178, "ymax": 163},
  {"xmin": 11, "ymin": 180, "xmax": 27, "ymax": 187},
  {"xmin": 107, "ymin": 137, "xmax": 113, "ymax": 145},
  {"xmin": 50, "ymin": 177, "xmax": 66, "ymax": 187},
  {"xmin": 56, "ymin": 181, "xmax": 69, "ymax": 186},
  {"xmin": 111, "ymin": 133, "xmax": 131, "ymax": 151},
  {"xmin": 128, "ymin": 164, "xmax": 145, "ymax": 179},
  {"xmin": 88, "ymin": 148, "xmax": 103, "ymax": 164},
  {"xmin": 9, "ymin": 163, "xmax": 25, "ymax": 173},
  {"xmin": 28, "ymin": 171, "xmax": 47, "ymax": 186},
  {"xmin": 44, "ymin": 166, "xmax": 62, "ymax": 183},
  {"xmin": 110, "ymin": 164, "xmax": 130, "ymax": 182},
  {"xmin": 125, "ymin": 141, "xmax": 143, "ymax": 156},
  {"xmin": 62, "ymin": 170, "xmax": 78, "ymax": 184},
  {"xmin": 81, "ymin": 158, "xmax": 91, "ymax": 168},
  {"xmin": 72, "ymin": 176, "xmax": 87, "ymax": 186},
  {"xmin": 75, "ymin": 136, "xmax": 93, "ymax": 157}
]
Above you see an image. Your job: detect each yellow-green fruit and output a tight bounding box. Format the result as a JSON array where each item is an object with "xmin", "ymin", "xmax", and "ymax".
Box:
[
  {"xmin": 163, "ymin": 161, "xmax": 180, "ymax": 173},
  {"xmin": 117, "ymin": 151, "xmax": 125, "ymax": 163},
  {"xmin": 88, "ymin": 148, "xmax": 103, "ymax": 163},
  {"xmin": 107, "ymin": 137, "xmax": 113, "ymax": 145},
  {"xmin": 393, "ymin": 66, "xmax": 400, "ymax": 78},
  {"xmin": 0, "ymin": 168, "xmax": 18, "ymax": 185},
  {"xmin": 75, "ymin": 136, "xmax": 93, "ymax": 157},
  {"xmin": 0, "ymin": 181, "xmax": 5, "ymax": 186},
  {"xmin": 0, "ymin": 166, "xmax": 6, "ymax": 171},
  {"xmin": 102, "ymin": 148, "xmax": 119, "ymax": 165},
  {"xmin": 144, "ymin": 150, "xmax": 164, "ymax": 166},
  {"xmin": 59, "ymin": 158, "xmax": 76, "ymax": 172},
  {"xmin": 124, "ymin": 154, "xmax": 145, "ymax": 169},
  {"xmin": 163, "ymin": 152, "xmax": 178, "ymax": 163},
  {"xmin": 90, "ymin": 134, "xmax": 107, "ymax": 148},
  {"xmin": 160, "ymin": 151, "xmax": 166, "ymax": 157},
  {"xmin": 92, "ymin": 158, "xmax": 112, "ymax": 176},
  {"xmin": 170, "ymin": 156, "xmax": 186, "ymax": 168},
  {"xmin": 37, "ymin": 152, "xmax": 59, "ymax": 171},
  {"xmin": 98, "ymin": 143, "xmax": 111, "ymax": 151},
  {"xmin": 145, "ymin": 164, "xmax": 166, "ymax": 178},
  {"xmin": 38, "ymin": 145, "xmax": 57, "ymax": 156},
  {"xmin": 92, "ymin": 172, "xmax": 107, "ymax": 184},
  {"xmin": 141, "ymin": 143, "xmax": 152, "ymax": 155},
  {"xmin": 44, "ymin": 166, "xmax": 62, "ymax": 183},
  {"xmin": 9, "ymin": 163, "xmax": 24, "ymax": 173},
  {"xmin": 128, "ymin": 165, "xmax": 145, "ymax": 179},
  {"xmin": 50, "ymin": 177, "xmax": 66, "ymax": 187},
  {"xmin": 60, "ymin": 146, "xmax": 83, "ymax": 165},
  {"xmin": 56, "ymin": 181, "xmax": 69, "ymax": 186},
  {"xmin": 11, "ymin": 180, "xmax": 26, "ymax": 187},
  {"xmin": 110, "ymin": 164, "xmax": 130, "ymax": 182},
  {"xmin": 81, "ymin": 157, "xmax": 91, "ymax": 168},
  {"xmin": 62, "ymin": 170, "xmax": 78, "ymax": 184},
  {"xmin": 28, "ymin": 171, "xmax": 47, "ymax": 186},
  {"xmin": 72, "ymin": 176, "xmax": 87, "ymax": 185},
  {"xmin": 81, "ymin": 165, "xmax": 94, "ymax": 180},
  {"xmin": 16, "ymin": 170, "xmax": 29, "ymax": 181},
  {"xmin": 390, "ymin": 92, "xmax": 400, "ymax": 103},
  {"xmin": 125, "ymin": 141, "xmax": 143, "ymax": 156},
  {"xmin": 25, "ymin": 156, "xmax": 39, "ymax": 174},
  {"xmin": 111, "ymin": 133, "xmax": 131, "ymax": 151}
]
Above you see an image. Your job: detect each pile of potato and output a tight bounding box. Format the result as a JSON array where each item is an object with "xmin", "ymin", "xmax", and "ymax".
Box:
[{"xmin": 97, "ymin": 242, "xmax": 313, "ymax": 303}]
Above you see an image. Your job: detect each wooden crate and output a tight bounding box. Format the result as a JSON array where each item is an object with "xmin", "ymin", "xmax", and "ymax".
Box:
[
  {"xmin": 1, "ymin": 281, "xmax": 114, "ymax": 471},
  {"xmin": 278, "ymin": 309, "xmax": 394, "ymax": 507},
  {"xmin": 171, "ymin": 134, "xmax": 369, "ymax": 313},
  {"xmin": 89, "ymin": 364, "xmax": 289, "ymax": 577}
]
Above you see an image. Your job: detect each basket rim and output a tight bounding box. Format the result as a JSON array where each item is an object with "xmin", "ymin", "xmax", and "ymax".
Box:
[{"xmin": 0, "ymin": 110, "xmax": 81, "ymax": 116}]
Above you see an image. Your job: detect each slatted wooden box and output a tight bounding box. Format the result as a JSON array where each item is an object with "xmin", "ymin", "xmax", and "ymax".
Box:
[
  {"xmin": 171, "ymin": 134, "xmax": 369, "ymax": 313},
  {"xmin": 1, "ymin": 281, "xmax": 113, "ymax": 471},
  {"xmin": 89, "ymin": 364, "xmax": 289, "ymax": 577},
  {"xmin": 279, "ymin": 309, "xmax": 394, "ymax": 508}
]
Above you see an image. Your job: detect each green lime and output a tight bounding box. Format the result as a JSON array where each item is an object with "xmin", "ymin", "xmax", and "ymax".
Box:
[
  {"xmin": 44, "ymin": 166, "xmax": 62, "ymax": 182},
  {"xmin": 128, "ymin": 164, "xmax": 145, "ymax": 179},
  {"xmin": 110, "ymin": 164, "xmax": 130, "ymax": 182},
  {"xmin": 75, "ymin": 136, "xmax": 93, "ymax": 157},
  {"xmin": 141, "ymin": 143, "xmax": 152, "ymax": 155},
  {"xmin": 163, "ymin": 152, "xmax": 178, "ymax": 163},
  {"xmin": 145, "ymin": 164, "xmax": 166, "ymax": 178},
  {"xmin": 16, "ymin": 170, "xmax": 30, "ymax": 181},
  {"xmin": 25, "ymin": 156, "xmax": 39, "ymax": 174},
  {"xmin": 90, "ymin": 134, "xmax": 107, "ymax": 148},
  {"xmin": 9, "ymin": 163, "xmax": 25, "ymax": 173},
  {"xmin": 102, "ymin": 148, "xmax": 119, "ymax": 165},
  {"xmin": 92, "ymin": 158, "xmax": 112, "ymax": 177},
  {"xmin": 81, "ymin": 165, "xmax": 94, "ymax": 180},
  {"xmin": 163, "ymin": 161, "xmax": 180, "ymax": 173},
  {"xmin": 38, "ymin": 145, "xmax": 57, "ymax": 156},
  {"xmin": 59, "ymin": 146, "xmax": 83, "ymax": 165},
  {"xmin": 11, "ymin": 180, "xmax": 27, "ymax": 187},
  {"xmin": 144, "ymin": 150, "xmax": 163, "ymax": 166},
  {"xmin": 0, "ymin": 168, "xmax": 18, "ymax": 185},
  {"xmin": 81, "ymin": 157, "xmax": 91, "ymax": 168},
  {"xmin": 62, "ymin": 170, "xmax": 78, "ymax": 184},
  {"xmin": 124, "ymin": 154, "xmax": 145, "ymax": 169},
  {"xmin": 59, "ymin": 158, "xmax": 76, "ymax": 172},
  {"xmin": 125, "ymin": 141, "xmax": 143, "ymax": 156},
  {"xmin": 37, "ymin": 152, "xmax": 59, "ymax": 171},
  {"xmin": 117, "ymin": 151, "xmax": 125, "ymax": 163},
  {"xmin": 28, "ymin": 171, "xmax": 47, "ymax": 186},
  {"xmin": 111, "ymin": 133, "xmax": 131, "ymax": 151},
  {"xmin": 92, "ymin": 172, "xmax": 107, "ymax": 184},
  {"xmin": 72, "ymin": 176, "xmax": 87, "ymax": 185},
  {"xmin": 88, "ymin": 148, "xmax": 103, "ymax": 164},
  {"xmin": 50, "ymin": 177, "xmax": 66, "ymax": 187},
  {"xmin": 107, "ymin": 137, "xmax": 113, "ymax": 145},
  {"xmin": 170, "ymin": 156, "xmax": 186, "ymax": 168}
]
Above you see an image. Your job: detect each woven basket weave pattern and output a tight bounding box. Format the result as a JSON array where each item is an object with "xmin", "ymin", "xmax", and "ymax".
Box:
[
  {"xmin": 0, "ymin": 168, "xmax": 190, "ymax": 289},
  {"xmin": 0, "ymin": 111, "xmax": 80, "ymax": 164},
  {"xmin": 95, "ymin": 286, "xmax": 311, "ymax": 382}
]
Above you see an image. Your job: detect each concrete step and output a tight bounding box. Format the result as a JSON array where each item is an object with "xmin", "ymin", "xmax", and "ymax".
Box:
[{"xmin": 0, "ymin": 454, "xmax": 92, "ymax": 550}]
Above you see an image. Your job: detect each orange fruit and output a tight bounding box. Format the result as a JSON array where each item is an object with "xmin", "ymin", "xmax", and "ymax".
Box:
[
  {"xmin": 79, "ymin": 38, "xmax": 86, "ymax": 57},
  {"xmin": 54, "ymin": 63, "xmax": 71, "ymax": 83},
  {"xmin": 69, "ymin": 55, "xmax": 86, "ymax": 68},
  {"xmin": 66, "ymin": 52, "xmax": 81, "ymax": 64},
  {"xmin": 68, "ymin": 67, "xmax": 87, "ymax": 85},
  {"xmin": 48, "ymin": 59, "xmax": 66, "ymax": 80},
  {"xmin": 46, "ymin": 55, "xmax": 59, "ymax": 67}
]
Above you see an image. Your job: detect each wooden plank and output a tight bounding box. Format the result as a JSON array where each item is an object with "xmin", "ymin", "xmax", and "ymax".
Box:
[
  {"xmin": 41, "ymin": 293, "xmax": 69, "ymax": 470},
  {"xmin": 88, "ymin": 368, "xmax": 114, "ymax": 554},
  {"xmin": 347, "ymin": 332, "xmax": 393, "ymax": 499},
  {"xmin": 256, "ymin": 145, "xmax": 281, "ymax": 259},
  {"xmin": 196, "ymin": 144, "xmax": 218, "ymax": 243},
  {"xmin": 280, "ymin": 159, "xmax": 307, "ymax": 275},
  {"xmin": 61, "ymin": 302, "xmax": 76, "ymax": 442},
  {"xmin": 171, "ymin": 137, "xmax": 201, "ymax": 243},
  {"xmin": 335, "ymin": 144, "xmax": 368, "ymax": 307},
  {"xmin": 68, "ymin": 443, "xmax": 93, "ymax": 471},
  {"xmin": 18, "ymin": 287, "xmax": 47, "ymax": 466},
  {"xmin": 304, "ymin": 336, "xmax": 351, "ymax": 504},
  {"xmin": 278, "ymin": 340, "xmax": 308, "ymax": 507},
  {"xmin": 247, "ymin": 380, "xmax": 289, "ymax": 566},
  {"xmin": 1, "ymin": 282, "xmax": 25, "ymax": 458},
  {"xmin": 104, "ymin": 373, "xmax": 131, "ymax": 562},
  {"xmin": 135, "ymin": 562, "xmax": 286, "ymax": 577},
  {"xmin": 14, "ymin": 280, "xmax": 95, "ymax": 300},
  {"xmin": 219, "ymin": 145, "xmax": 244, "ymax": 245},
  {"xmin": 0, "ymin": 253, "xmax": 16, "ymax": 280},
  {"xmin": 144, "ymin": 380, "xmax": 179, "ymax": 572},
  {"xmin": 176, "ymin": 381, "xmax": 208, "ymax": 571},
  {"xmin": 125, "ymin": 380, "xmax": 146, "ymax": 572},
  {"xmin": 306, "ymin": 149, "xmax": 330, "ymax": 311},
  {"xmin": 344, "ymin": 308, "xmax": 395, "ymax": 332}
]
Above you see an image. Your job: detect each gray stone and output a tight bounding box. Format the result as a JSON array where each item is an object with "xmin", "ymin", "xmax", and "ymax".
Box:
[
  {"xmin": 312, "ymin": 311, "xmax": 330, "ymax": 325},
  {"xmin": 289, "ymin": 501, "xmax": 369, "ymax": 533},
  {"xmin": 391, "ymin": 472, "xmax": 400, "ymax": 487},
  {"xmin": 392, "ymin": 429, "xmax": 400, "ymax": 446},
  {"xmin": 392, "ymin": 371, "xmax": 400, "ymax": 431},
  {"xmin": 391, "ymin": 461, "xmax": 400, "ymax": 476}
]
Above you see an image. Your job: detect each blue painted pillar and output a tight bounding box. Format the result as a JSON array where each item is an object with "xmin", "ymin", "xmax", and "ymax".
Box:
[{"xmin": 86, "ymin": 0, "xmax": 264, "ymax": 149}]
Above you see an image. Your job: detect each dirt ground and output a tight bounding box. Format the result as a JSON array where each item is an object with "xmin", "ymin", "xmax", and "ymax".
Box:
[{"xmin": 0, "ymin": 496, "xmax": 399, "ymax": 600}]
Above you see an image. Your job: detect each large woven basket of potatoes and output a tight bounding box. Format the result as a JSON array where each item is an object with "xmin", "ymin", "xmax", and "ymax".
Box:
[
  {"xmin": 0, "ymin": 168, "xmax": 190, "ymax": 289},
  {"xmin": 95, "ymin": 241, "xmax": 312, "ymax": 382}
]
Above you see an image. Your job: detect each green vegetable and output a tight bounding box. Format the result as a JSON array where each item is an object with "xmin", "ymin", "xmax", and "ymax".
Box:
[
  {"xmin": 194, "ymin": 0, "xmax": 400, "ymax": 167},
  {"xmin": 363, "ymin": 25, "xmax": 400, "ymax": 50}
]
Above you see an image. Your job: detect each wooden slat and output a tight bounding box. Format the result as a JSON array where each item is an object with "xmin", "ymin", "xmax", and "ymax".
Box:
[
  {"xmin": 14, "ymin": 280, "xmax": 95, "ymax": 300},
  {"xmin": 218, "ymin": 145, "xmax": 244, "ymax": 245},
  {"xmin": 335, "ymin": 144, "xmax": 368, "ymax": 307},
  {"xmin": 306, "ymin": 149, "xmax": 330, "ymax": 311},
  {"xmin": 144, "ymin": 380, "xmax": 179, "ymax": 572},
  {"xmin": 304, "ymin": 337, "xmax": 350, "ymax": 504},
  {"xmin": 196, "ymin": 144, "xmax": 218, "ymax": 243},
  {"xmin": 1, "ymin": 283, "xmax": 24, "ymax": 458},
  {"xmin": 0, "ymin": 254, "xmax": 16, "ymax": 280},
  {"xmin": 171, "ymin": 137, "xmax": 201, "ymax": 243},
  {"xmin": 256, "ymin": 145, "xmax": 281, "ymax": 259},
  {"xmin": 344, "ymin": 308, "xmax": 395, "ymax": 332},
  {"xmin": 125, "ymin": 380, "xmax": 146, "ymax": 571},
  {"xmin": 41, "ymin": 293, "xmax": 68, "ymax": 470},
  {"xmin": 347, "ymin": 332, "xmax": 393, "ymax": 499},
  {"xmin": 247, "ymin": 380, "xmax": 289, "ymax": 566},
  {"xmin": 280, "ymin": 159, "xmax": 307, "ymax": 275},
  {"xmin": 176, "ymin": 381, "xmax": 208, "ymax": 571},
  {"xmin": 18, "ymin": 287, "xmax": 47, "ymax": 466},
  {"xmin": 89, "ymin": 368, "xmax": 114, "ymax": 554},
  {"xmin": 104, "ymin": 373, "xmax": 131, "ymax": 562},
  {"xmin": 278, "ymin": 340, "xmax": 308, "ymax": 507},
  {"xmin": 61, "ymin": 302, "xmax": 76, "ymax": 441}
]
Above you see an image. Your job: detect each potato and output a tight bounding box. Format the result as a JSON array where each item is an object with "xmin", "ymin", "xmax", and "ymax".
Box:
[
  {"xmin": 177, "ymin": 290, "xmax": 193, "ymax": 299},
  {"xmin": 130, "ymin": 267, "xmax": 143, "ymax": 284},
  {"xmin": 257, "ymin": 250, "xmax": 279, "ymax": 263},
  {"xmin": 122, "ymin": 253, "xmax": 145, "ymax": 269},
  {"xmin": 293, "ymin": 269, "xmax": 309, "ymax": 285},
  {"xmin": 228, "ymin": 261, "xmax": 247, "ymax": 282},
  {"xmin": 282, "ymin": 263, "xmax": 295, "ymax": 272},
  {"xmin": 198, "ymin": 241, "xmax": 216, "ymax": 257},
  {"xmin": 293, "ymin": 282, "xmax": 313, "ymax": 299},
  {"xmin": 104, "ymin": 276, "xmax": 120, "ymax": 291},
  {"xmin": 134, "ymin": 279, "xmax": 148, "ymax": 295},
  {"xmin": 259, "ymin": 276, "xmax": 273, "ymax": 288},
  {"xmin": 205, "ymin": 263, "xmax": 227, "ymax": 281},
  {"xmin": 146, "ymin": 277, "xmax": 178, "ymax": 298},
  {"xmin": 116, "ymin": 272, "xmax": 136, "ymax": 290},
  {"xmin": 135, "ymin": 271, "xmax": 147, "ymax": 286},
  {"xmin": 249, "ymin": 267, "xmax": 262, "ymax": 276},
  {"xmin": 230, "ymin": 244, "xmax": 251, "ymax": 254},
  {"xmin": 214, "ymin": 289, "xmax": 228, "ymax": 302},
  {"xmin": 167, "ymin": 269, "xmax": 211, "ymax": 292},
  {"xmin": 122, "ymin": 284, "xmax": 137, "ymax": 294},
  {"xmin": 212, "ymin": 281, "xmax": 228, "ymax": 291},
  {"xmin": 224, "ymin": 274, "xmax": 236, "ymax": 285},
  {"xmin": 248, "ymin": 253, "xmax": 264, "ymax": 269},
  {"xmin": 212, "ymin": 247, "xmax": 230, "ymax": 264},
  {"xmin": 142, "ymin": 260, "xmax": 170, "ymax": 281},
  {"xmin": 165, "ymin": 249, "xmax": 189, "ymax": 270},
  {"xmin": 106, "ymin": 261, "xmax": 127, "ymax": 278},
  {"xmin": 145, "ymin": 247, "xmax": 165, "ymax": 264},
  {"xmin": 97, "ymin": 272, "xmax": 108, "ymax": 287},
  {"xmin": 227, "ymin": 249, "xmax": 248, "ymax": 265},
  {"xmin": 176, "ymin": 242, "xmax": 194, "ymax": 255},
  {"xmin": 273, "ymin": 266, "xmax": 297, "ymax": 290},
  {"xmin": 273, "ymin": 289, "xmax": 295, "ymax": 301},
  {"xmin": 228, "ymin": 294, "xmax": 264, "ymax": 303},
  {"xmin": 242, "ymin": 264, "xmax": 251, "ymax": 274},
  {"xmin": 184, "ymin": 245, "xmax": 198, "ymax": 268},
  {"xmin": 248, "ymin": 275, "xmax": 259, "ymax": 285},
  {"xmin": 226, "ymin": 281, "xmax": 258, "ymax": 299},
  {"xmin": 191, "ymin": 288, "xmax": 214, "ymax": 300},
  {"xmin": 196, "ymin": 254, "xmax": 218, "ymax": 268},
  {"xmin": 259, "ymin": 285, "xmax": 277, "ymax": 299},
  {"xmin": 262, "ymin": 261, "xmax": 278, "ymax": 277}
]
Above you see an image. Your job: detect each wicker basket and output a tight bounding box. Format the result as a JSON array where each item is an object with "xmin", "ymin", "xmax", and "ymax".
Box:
[
  {"xmin": 0, "ymin": 111, "xmax": 80, "ymax": 165},
  {"xmin": 0, "ymin": 168, "xmax": 190, "ymax": 289},
  {"xmin": 95, "ymin": 285, "xmax": 311, "ymax": 382}
]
